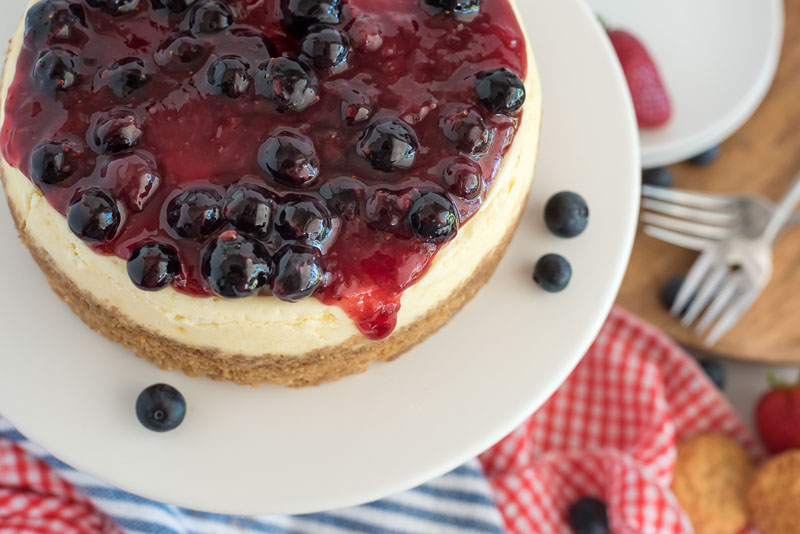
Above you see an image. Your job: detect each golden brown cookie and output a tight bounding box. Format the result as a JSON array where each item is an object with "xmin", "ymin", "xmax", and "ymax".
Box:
[
  {"xmin": 748, "ymin": 450, "xmax": 800, "ymax": 534},
  {"xmin": 670, "ymin": 433, "xmax": 754, "ymax": 534}
]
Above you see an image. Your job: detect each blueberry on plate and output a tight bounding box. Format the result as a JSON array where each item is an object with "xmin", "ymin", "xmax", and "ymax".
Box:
[
  {"xmin": 357, "ymin": 117, "xmax": 418, "ymax": 172},
  {"xmin": 568, "ymin": 497, "xmax": 610, "ymax": 534},
  {"xmin": 127, "ymin": 243, "xmax": 181, "ymax": 291},
  {"xmin": 165, "ymin": 187, "xmax": 225, "ymax": 240},
  {"xmin": 544, "ymin": 191, "xmax": 589, "ymax": 238},
  {"xmin": 424, "ymin": 0, "xmax": 481, "ymax": 15},
  {"xmin": 67, "ymin": 189, "xmax": 123, "ymax": 244},
  {"xmin": 272, "ymin": 244, "xmax": 324, "ymax": 302},
  {"xmin": 255, "ymin": 58, "xmax": 318, "ymax": 112},
  {"xmin": 698, "ymin": 357, "xmax": 726, "ymax": 390},
  {"xmin": 202, "ymin": 231, "xmax": 273, "ymax": 298},
  {"xmin": 30, "ymin": 137, "xmax": 87, "ymax": 187},
  {"xmin": 689, "ymin": 145, "xmax": 721, "ymax": 166},
  {"xmin": 475, "ymin": 68, "xmax": 526, "ymax": 115},
  {"xmin": 642, "ymin": 167, "xmax": 673, "ymax": 188},
  {"xmin": 135, "ymin": 384, "xmax": 186, "ymax": 432},
  {"xmin": 533, "ymin": 254, "xmax": 571, "ymax": 293}
]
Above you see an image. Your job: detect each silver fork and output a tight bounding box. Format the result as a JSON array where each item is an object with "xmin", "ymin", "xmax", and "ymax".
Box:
[{"xmin": 668, "ymin": 173, "xmax": 800, "ymax": 345}]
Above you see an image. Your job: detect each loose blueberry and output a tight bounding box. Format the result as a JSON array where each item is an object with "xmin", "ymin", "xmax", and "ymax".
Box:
[
  {"xmin": 154, "ymin": 33, "xmax": 208, "ymax": 72},
  {"xmin": 165, "ymin": 187, "xmax": 224, "ymax": 239},
  {"xmin": 255, "ymin": 58, "xmax": 318, "ymax": 112},
  {"xmin": 424, "ymin": 0, "xmax": 481, "ymax": 15},
  {"xmin": 357, "ymin": 118, "xmax": 418, "ymax": 172},
  {"xmin": 29, "ymin": 137, "xmax": 86, "ymax": 187},
  {"xmin": 67, "ymin": 189, "xmax": 123, "ymax": 244},
  {"xmin": 151, "ymin": 0, "xmax": 197, "ymax": 12},
  {"xmin": 568, "ymin": 497, "xmax": 610, "ymax": 534},
  {"xmin": 274, "ymin": 197, "xmax": 334, "ymax": 250},
  {"xmin": 475, "ymin": 68, "xmax": 526, "ymax": 115},
  {"xmin": 272, "ymin": 244, "xmax": 324, "ymax": 302},
  {"xmin": 86, "ymin": 0, "xmax": 141, "ymax": 15},
  {"xmin": 258, "ymin": 130, "xmax": 320, "ymax": 187},
  {"xmin": 135, "ymin": 384, "xmax": 186, "ymax": 432},
  {"xmin": 187, "ymin": 0, "xmax": 233, "ymax": 33},
  {"xmin": 642, "ymin": 167, "xmax": 673, "ymax": 187},
  {"xmin": 88, "ymin": 108, "xmax": 143, "ymax": 155},
  {"xmin": 408, "ymin": 190, "xmax": 459, "ymax": 243},
  {"xmin": 96, "ymin": 57, "xmax": 150, "ymax": 99},
  {"xmin": 544, "ymin": 191, "xmax": 589, "ymax": 238},
  {"xmin": 698, "ymin": 358, "xmax": 726, "ymax": 390},
  {"xmin": 224, "ymin": 184, "xmax": 273, "ymax": 239},
  {"xmin": 103, "ymin": 152, "xmax": 161, "ymax": 211},
  {"xmin": 365, "ymin": 188, "xmax": 413, "ymax": 235},
  {"xmin": 25, "ymin": 1, "xmax": 87, "ymax": 44},
  {"xmin": 32, "ymin": 48, "xmax": 79, "ymax": 92},
  {"xmin": 281, "ymin": 0, "xmax": 342, "ymax": 36},
  {"xmin": 441, "ymin": 105, "xmax": 492, "ymax": 157},
  {"xmin": 319, "ymin": 176, "xmax": 364, "ymax": 220},
  {"xmin": 300, "ymin": 29, "xmax": 350, "ymax": 74},
  {"xmin": 202, "ymin": 230, "xmax": 273, "ymax": 298},
  {"xmin": 533, "ymin": 254, "xmax": 571, "ymax": 293},
  {"xmin": 207, "ymin": 56, "xmax": 251, "ymax": 98},
  {"xmin": 442, "ymin": 156, "xmax": 483, "ymax": 201},
  {"xmin": 127, "ymin": 243, "xmax": 181, "ymax": 291},
  {"xmin": 689, "ymin": 145, "xmax": 721, "ymax": 166},
  {"xmin": 659, "ymin": 275, "xmax": 697, "ymax": 313}
]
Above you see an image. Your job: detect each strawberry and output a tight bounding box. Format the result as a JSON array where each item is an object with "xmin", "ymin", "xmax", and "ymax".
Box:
[
  {"xmin": 607, "ymin": 29, "xmax": 672, "ymax": 128},
  {"xmin": 755, "ymin": 372, "xmax": 800, "ymax": 455}
]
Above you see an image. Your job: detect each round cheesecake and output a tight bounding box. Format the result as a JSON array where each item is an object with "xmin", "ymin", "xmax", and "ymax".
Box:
[{"xmin": 1, "ymin": 0, "xmax": 541, "ymax": 387}]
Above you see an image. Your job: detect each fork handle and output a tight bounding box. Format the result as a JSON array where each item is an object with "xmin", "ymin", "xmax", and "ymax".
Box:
[{"xmin": 763, "ymin": 172, "xmax": 800, "ymax": 244}]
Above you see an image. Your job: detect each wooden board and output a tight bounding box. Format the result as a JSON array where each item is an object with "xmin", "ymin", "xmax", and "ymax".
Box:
[{"xmin": 616, "ymin": 0, "xmax": 800, "ymax": 363}]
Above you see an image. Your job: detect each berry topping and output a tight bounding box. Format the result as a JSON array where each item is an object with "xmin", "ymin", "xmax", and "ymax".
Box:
[
  {"xmin": 475, "ymin": 67, "xmax": 526, "ymax": 114},
  {"xmin": 282, "ymin": 0, "xmax": 342, "ymax": 36},
  {"xmin": 365, "ymin": 188, "xmax": 413, "ymax": 235},
  {"xmin": 187, "ymin": 0, "xmax": 234, "ymax": 33},
  {"xmin": 319, "ymin": 176, "xmax": 364, "ymax": 220},
  {"xmin": 88, "ymin": 108, "xmax": 144, "ymax": 155},
  {"xmin": 300, "ymin": 28, "xmax": 350, "ymax": 74},
  {"xmin": 568, "ymin": 497, "xmax": 610, "ymax": 534},
  {"xmin": 127, "ymin": 243, "xmax": 181, "ymax": 291},
  {"xmin": 154, "ymin": 33, "xmax": 208, "ymax": 72},
  {"xmin": 408, "ymin": 190, "xmax": 459, "ymax": 243},
  {"xmin": 442, "ymin": 156, "xmax": 483, "ymax": 201},
  {"xmin": 424, "ymin": 0, "xmax": 481, "ymax": 16},
  {"xmin": 202, "ymin": 230, "xmax": 273, "ymax": 298},
  {"xmin": 25, "ymin": 1, "xmax": 87, "ymax": 44},
  {"xmin": 357, "ymin": 117, "xmax": 418, "ymax": 172},
  {"xmin": 441, "ymin": 105, "xmax": 493, "ymax": 157},
  {"xmin": 642, "ymin": 167, "xmax": 673, "ymax": 187},
  {"xmin": 274, "ymin": 196, "xmax": 334, "ymax": 250},
  {"xmin": 152, "ymin": 0, "xmax": 198, "ymax": 13},
  {"xmin": 258, "ymin": 130, "xmax": 320, "ymax": 187},
  {"xmin": 67, "ymin": 189, "xmax": 123, "ymax": 244},
  {"xmin": 30, "ymin": 137, "xmax": 87, "ymax": 187},
  {"xmin": 165, "ymin": 187, "xmax": 224, "ymax": 239},
  {"xmin": 255, "ymin": 57, "xmax": 318, "ymax": 112},
  {"xmin": 135, "ymin": 384, "xmax": 186, "ymax": 432},
  {"xmin": 207, "ymin": 56, "xmax": 251, "ymax": 98},
  {"xmin": 32, "ymin": 48, "xmax": 79, "ymax": 91},
  {"xmin": 544, "ymin": 191, "xmax": 589, "ymax": 238},
  {"xmin": 96, "ymin": 57, "xmax": 151, "ymax": 98},
  {"xmin": 103, "ymin": 152, "xmax": 161, "ymax": 211},
  {"xmin": 223, "ymin": 184, "xmax": 273, "ymax": 239},
  {"xmin": 272, "ymin": 244, "xmax": 324, "ymax": 302},
  {"xmin": 533, "ymin": 254, "xmax": 571, "ymax": 293},
  {"xmin": 86, "ymin": 0, "xmax": 141, "ymax": 15}
]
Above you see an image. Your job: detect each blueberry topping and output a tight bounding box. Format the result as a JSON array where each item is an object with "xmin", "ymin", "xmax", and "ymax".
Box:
[
  {"xmin": 357, "ymin": 118, "xmax": 418, "ymax": 172},
  {"xmin": 224, "ymin": 184, "xmax": 273, "ymax": 239},
  {"xmin": 88, "ymin": 108, "xmax": 143, "ymax": 155},
  {"xmin": 319, "ymin": 176, "xmax": 364, "ymax": 220},
  {"xmin": 135, "ymin": 384, "xmax": 186, "ymax": 432},
  {"xmin": 300, "ymin": 29, "xmax": 350, "ymax": 74},
  {"xmin": 274, "ymin": 197, "xmax": 334, "ymax": 249},
  {"xmin": 103, "ymin": 152, "xmax": 161, "ymax": 211},
  {"xmin": 202, "ymin": 230, "xmax": 273, "ymax": 298},
  {"xmin": 689, "ymin": 145, "xmax": 721, "ymax": 166},
  {"xmin": 165, "ymin": 187, "xmax": 224, "ymax": 239},
  {"xmin": 127, "ymin": 243, "xmax": 181, "ymax": 291},
  {"xmin": 642, "ymin": 167, "xmax": 673, "ymax": 187},
  {"xmin": 96, "ymin": 57, "xmax": 150, "ymax": 99},
  {"xmin": 207, "ymin": 56, "xmax": 251, "ymax": 98},
  {"xmin": 67, "ymin": 189, "xmax": 123, "ymax": 244},
  {"xmin": 568, "ymin": 497, "xmax": 609, "ymax": 534},
  {"xmin": 154, "ymin": 33, "xmax": 208, "ymax": 72},
  {"xmin": 698, "ymin": 357, "xmax": 726, "ymax": 390},
  {"xmin": 424, "ymin": 0, "xmax": 481, "ymax": 15},
  {"xmin": 282, "ymin": 0, "xmax": 342, "ymax": 36},
  {"xmin": 272, "ymin": 244, "xmax": 324, "ymax": 302},
  {"xmin": 255, "ymin": 58, "xmax": 318, "ymax": 112},
  {"xmin": 187, "ymin": 0, "xmax": 233, "ymax": 33},
  {"xmin": 32, "ymin": 48, "xmax": 79, "ymax": 91},
  {"xmin": 442, "ymin": 156, "xmax": 483, "ymax": 201},
  {"xmin": 475, "ymin": 68, "xmax": 526, "ymax": 115},
  {"xmin": 365, "ymin": 188, "xmax": 413, "ymax": 235},
  {"xmin": 533, "ymin": 254, "xmax": 571, "ymax": 293},
  {"xmin": 258, "ymin": 130, "xmax": 320, "ymax": 187},
  {"xmin": 544, "ymin": 191, "xmax": 589, "ymax": 238},
  {"xmin": 25, "ymin": 1, "xmax": 87, "ymax": 44},
  {"xmin": 151, "ymin": 0, "xmax": 197, "ymax": 12},
  {"xmin": 408, "ymin": 190, "xmax": 458, "ymax": 243},
  {"xmin": 86, "ymin": 0, "xmax": 141, "ymax": 15},
  {"xmin": 30, "ymin": 137, "xmax": 86, "ymax": 187},
  {"xmin": 441, "ymin": 105, "xmax": 492, "ymax": 157}
]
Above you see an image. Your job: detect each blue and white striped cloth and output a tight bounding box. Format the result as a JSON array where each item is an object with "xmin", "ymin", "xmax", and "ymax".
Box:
[{"xmin": 0, "ymin": 418, "xmax": 506, "ymax": 534}]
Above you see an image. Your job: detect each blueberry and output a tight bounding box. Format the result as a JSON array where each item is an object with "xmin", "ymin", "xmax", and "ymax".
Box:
[
  {"xmin": 441, "ymin": 105, "xmax": 493, "ymax": 157},
  {"xmin": 689, "ymin": 145, "xmax": 721, "ymax": 166},
  {"xmin": 274, "ymin": 197, "xmax": 334, "ymax": 250},
  {"xmin": 568, "ymin": 497, "xmax": 610, "ymax": 534},
  {"xmin": 88, "ymin": 108, "xmax": 143, "ymax": 155},
  {"xmin": 25, "ymin": 1, "xmax": 87, "ymax": 44},
  {"xmin": 365, "ymin": 188, "xmax": 412, "ymax": 235},
  {"xmin": 698, "ymin": 357, "xmax": 726, "ymax": 390},
  {"xmin": 659, "ymin": 276, "xmax": 696, "ymax": 312},
  {"xmin": 533, "ymin": 254, "xmax": 571, "ymax": 293},
  {"xmin": 357, "ymin": 118, "xmax": 418, "ymax": 172},
  {"xmin": 29, "ymin": 137, "xmax": 86, "ymax": 187},
  {"xmin": 207, "ymin": 56, "xmax": 251, "ymax": 98},
  {"xmin": 408, "ymin": 190, "xmax": 459, "ymax": 243},
  {"xmin": 155, "ymin": 33, "xmax": 208, "ymax": 72},
  {"xmin": 475, "ymin": 68, "xmax": 526, "ymax": 115},
  {"xmin": 272, "ymin": 244, "xmax": 324, "ymax": 302},
  {"xmin": 86, "ymin": 0, "xmax": 141, "ymax": 15},
  {"xmin": 255, "ymin": 58, "xmax": 318, "ymax": 112},
  {"xmin": 224, "ymin": 184, "xmax": 273, "ymax": 239},
  {"xmin": 97, "ymin": 57, "xmax": 151, "ymax": 98},
  {"xmin": 151, "ymin": 0, "xmax": 197, "ymax": 12},
  {"xmin": 424, "ymin": 0, "xmax": 481, "ymax": 15},
  {"xmin": 32, "ymin": 48, "xmax": 79, "ymax": 92},
  {"xmin": 258, "ymin": 130, "xmax": 320, "ymax": 187},
  {"xmin": 544, "ymin": 191, "xmax": 589, "ymax": 238},
  {"xmin": 281, "ymin": 0, "xmax": 342, "ymax": 36},
  {"xmin": 127, "ymin": 243, "xmax": 181, "ymax": 291},
  {"xmin": 67, "ymin": 189, "xmax": 123, "ymax": 244},
  {"xmin": 299, "ymin": 29, "xmax": 350, "ymax": 74},
  {"xmin": 642, "ymin": 167, "xmax": 673, "ymax": 187},
  {"xmin": 165, "ymin": 187, "xmax": 224, "ymax": 239},
  {"xmin": 202, "ymin": 231, "xmax": 273, "ymax": 298},
  {"xmin": 135, "ymin": 384, "xmax": 186, "ymax": 432},
  {"xmin": 442, "ymin": 156, "xmax": 483, "ymax": 201},
  {"xmin": 319, "ymin": 176, "xmax": 364, "ymax": 220},
  {"xmin": 187, "ymin": 0, "xmax": 233, "ymax": 33}
]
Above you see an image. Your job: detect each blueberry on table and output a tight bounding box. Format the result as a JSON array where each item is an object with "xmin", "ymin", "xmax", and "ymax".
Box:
[
  {"xmin": 689, "ymin": 145, "xmax": 721, "ymax": 166},
  {"xmin": 568, "ymin": 497, "xmax": 610, "ymax": 534},
  {"xmin": 544, "ymin": 192, "xmax": 589, "ymax": 238},
  {"xmin": 475, "ymin": 68, "xmax": 526, "ymax": 115},
  {"xmin": 67, "ymin": 189, "xmax": 123, "ymax": 244},
  {"xmin": 202, "ymin": 231, "xmax": 273, "ymax": 298},
  {"xmin": 698, "ymin": 358, "xmax": 726, "ymax": 390},
  {"xmin": 642, "ymin": 167, "xmax": 673, "ymax": 188},
  {"xmin": 533, "ymin": 254, "xmax": 571, "ymax": 293},
  {"xmin": 136, "ymin": 384, "xmax": 186, "ymax": 432},
  {"xmin": 127, "ymin": 243, "xmax": 181, "ymax": 291},
  {"xmin": 659, "ymin": 275, "xmax": 697, "ymax": 313}
]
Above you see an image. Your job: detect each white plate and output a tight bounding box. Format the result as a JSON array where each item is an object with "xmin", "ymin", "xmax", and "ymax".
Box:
[
  {"xmin": 0, "ymin": 0, "xmax": 639, "ymax": 515},
  {"xmin": 587, "ymin": 0, "xmax": 784, "ymax": 168}
]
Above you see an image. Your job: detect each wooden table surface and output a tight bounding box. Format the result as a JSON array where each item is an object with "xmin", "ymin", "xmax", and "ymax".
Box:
[{"xmin": 616, "ymin": 0, "xmax": 800, "ymax": 363}]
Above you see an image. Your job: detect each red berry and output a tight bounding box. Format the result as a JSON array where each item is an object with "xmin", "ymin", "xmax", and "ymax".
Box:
[{"xmin": 755, "ymin": 374, "xmax": 800, "ymax": 455}]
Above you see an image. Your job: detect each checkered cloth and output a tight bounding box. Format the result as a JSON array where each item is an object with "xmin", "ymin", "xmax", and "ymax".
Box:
[{"xmin": 0, "ymin": 308, "xmax": 761, "ymax": 533}]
